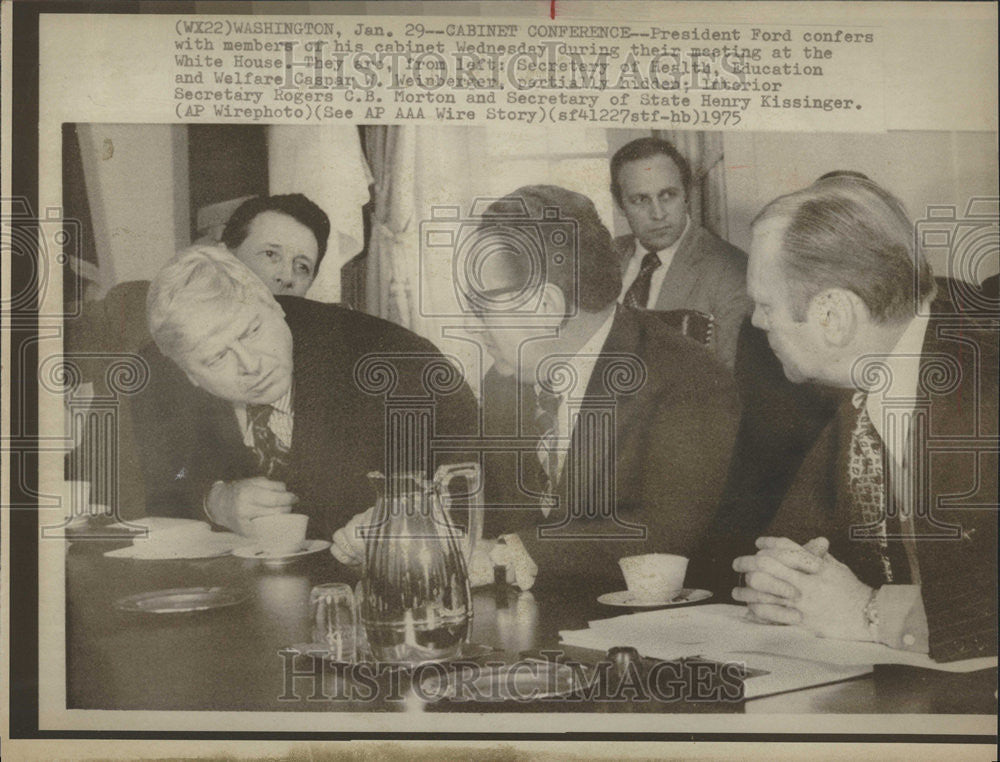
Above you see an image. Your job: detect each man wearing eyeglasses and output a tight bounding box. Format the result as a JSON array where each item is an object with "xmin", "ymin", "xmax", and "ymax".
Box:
[{"xmin": 463, "ymin": 185, "xmax": 740, "ymax": 586}]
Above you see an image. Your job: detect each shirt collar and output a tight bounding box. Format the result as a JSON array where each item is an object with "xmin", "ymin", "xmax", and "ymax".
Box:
[
  {"xmin": 534, "ymin": 309, "xmax": 616, "ymax": 403},
  {"xmin": 269, "ymin": 387, "xmax": 294, "ymax": 417}
]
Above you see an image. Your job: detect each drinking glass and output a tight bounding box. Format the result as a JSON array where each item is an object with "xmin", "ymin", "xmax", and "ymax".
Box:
[{"xmin": 310, "ymin": 582, "xmax": 357, "ymax": 663}]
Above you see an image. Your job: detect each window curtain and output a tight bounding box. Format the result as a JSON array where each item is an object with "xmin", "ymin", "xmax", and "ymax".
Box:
[
  {"xmin": 268, "ymin": 125, "xmax": 373, "ymax": 303},
  {"xmin": 362, "ymin": 125, "xmax": 418, "ymax": 328},
  {"xmin": 656, "ymin": 130, "xmax": 729, "ymax": 238}
]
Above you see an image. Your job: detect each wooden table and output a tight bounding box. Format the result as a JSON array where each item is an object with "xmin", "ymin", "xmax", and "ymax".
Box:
[{"xmin": 65, "ymin": 542, "xmax": 998, "ymax": 716}]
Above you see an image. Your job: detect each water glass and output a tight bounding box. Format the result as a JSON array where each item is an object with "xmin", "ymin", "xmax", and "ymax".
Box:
[{"xmin": 310, "ymin": 583, "xmax": 357, "ymax": 663}]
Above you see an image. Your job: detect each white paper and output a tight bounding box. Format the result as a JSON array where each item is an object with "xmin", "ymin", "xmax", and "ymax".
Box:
[{"xmin": 560, "ymin": 604, "xmax": 999, "ymax": 674}]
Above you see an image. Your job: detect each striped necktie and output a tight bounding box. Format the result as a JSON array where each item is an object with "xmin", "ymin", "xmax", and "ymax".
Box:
[
  {"xmin": 533, "ymin": 388, "xmax": 562, "ymax": 516},
  {"xmin": 623, "ymin": 251, "xmax": 662, "ymax": 309}
]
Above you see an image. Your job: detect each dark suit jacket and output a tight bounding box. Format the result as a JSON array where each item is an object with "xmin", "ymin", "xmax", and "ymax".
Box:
[
  {"xmin": 690, "ymin": 317, "xmax": 845, "ymax": 594},
  {"xmin": 132, "ymin": 297, "xmax": 479, "ymax": 540},
  {"xmin": 767, "ymin": 313, "xmax": 998, "ymax": 662},
  {"xmin": 482, "ymin": 306, "xmax": 740, "ymax": 586},
  {"xmin": 615, "ymin": 223, "xmax": 751, "ymax": 369}
]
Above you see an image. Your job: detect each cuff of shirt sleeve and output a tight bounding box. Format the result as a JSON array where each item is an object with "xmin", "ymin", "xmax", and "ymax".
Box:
[{"xmin": 876, "ymin": 584, "xmax": 929, "ymax": 653}]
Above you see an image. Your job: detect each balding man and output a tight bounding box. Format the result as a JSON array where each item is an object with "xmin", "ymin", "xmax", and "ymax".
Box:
[{"xmin": 733, "ymin": 177, "xmax": 997, "ymax": 662}]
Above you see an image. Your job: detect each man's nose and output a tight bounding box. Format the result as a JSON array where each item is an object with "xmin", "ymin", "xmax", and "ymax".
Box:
[
  {"xmin": 273, "ymin": 265, "xmax": 293, "ymax": 292},
  {"xmin": 750, "ymin": 305, "xmax": 766, "ymax": 330},
  {"xmin": 232, "ymin": 343, "xmax": 261, "ymax": 375},
  {"xmin": 649, "ymin": 198, "xmax": 667, "ymax": 220}
]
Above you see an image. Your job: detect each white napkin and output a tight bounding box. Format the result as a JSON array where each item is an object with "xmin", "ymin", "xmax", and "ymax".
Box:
[{"xmin": 104, "ymin": 518, "xmax": 254, "ymax": 560}]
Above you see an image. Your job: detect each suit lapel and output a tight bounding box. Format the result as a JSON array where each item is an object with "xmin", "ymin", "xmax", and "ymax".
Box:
[
  {"xmin": 553, "ymin": 309, "xmax": 643, "ymax": 496},
  {"xmin": 653, "ymin": 224, "xmax": 703, "ymax": 311}
]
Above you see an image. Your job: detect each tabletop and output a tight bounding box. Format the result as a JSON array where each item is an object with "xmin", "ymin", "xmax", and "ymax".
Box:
[{"xmin": 64, "ymin": 540, "xmax": 998, "ymax": 716}]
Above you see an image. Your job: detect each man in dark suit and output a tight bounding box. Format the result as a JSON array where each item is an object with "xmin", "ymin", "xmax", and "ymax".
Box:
[
  {"xmin": 690, "ymin": 317, "xmax": 844, "ymax": 595},
  {"xmin": 65, "ymin": 193, "xmax": 332, "ymax": 518},
  {"xmin": 733, "ymin": 177, "xmax": 997, "ymax": 662},
  {"xmin": 133, "ymin": 245, "xmax": 478, "ymax": 540},
  {"xmin": 611, "ymin": 137, "xmax": 751, "ymax": 369},
  {"xmin": 464, "ymin": 185, "xmax": 740, "ymax": 586}
]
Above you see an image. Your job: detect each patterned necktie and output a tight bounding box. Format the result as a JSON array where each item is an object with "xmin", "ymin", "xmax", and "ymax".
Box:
[
  {"xmin": 533, "ymin": 388, "xmax": 562, "ymax": 516},
  {"xmin": 847, "ymin": 394, "xmax": 894, "ymax": 583},
  {"xmin": 623, "ymin": 251, "xmax": 662, "ymax": 309},
  {"xmin": 247, "ymin": 403, "xmax": 290, "ymax": 480}
]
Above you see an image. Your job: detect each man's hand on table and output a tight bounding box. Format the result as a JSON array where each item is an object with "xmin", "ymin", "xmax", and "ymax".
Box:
[
  {"xmin": 732, "ymin": 536, "xmax": 875, "ymax": 642},
  {"xmin": 469, "ymin": 534, "xmax": 538, "ymax": 590},
  {"xmin": 330, "ymin": 506, "xmax": 372, "ymax": 567},
  {"xmin": 333, "ymin": 511, "xmax": 539, "ymax": 592},
  {"xmin": 205, "ymin": 477, "xmax": 298, "ymax": 536}
]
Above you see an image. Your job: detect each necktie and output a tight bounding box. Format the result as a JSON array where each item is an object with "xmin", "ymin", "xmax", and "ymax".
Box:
[
  {"xmin": 847, "ymin": 394, "xmax": 894, "ymax": 583},
  {"xmin": 533, "ymin": 388, "xmax": 562, "ymax": 516},
  {"xmin": 623, "ymin": 251, "xmax": 662, "ymax": 309},
  {"xmin": 247, "ymin": 403, "xmax": 290, "ymax": 480}
]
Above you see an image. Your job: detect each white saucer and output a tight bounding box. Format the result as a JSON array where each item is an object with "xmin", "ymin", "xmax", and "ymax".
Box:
[
  {"xmin": 233, "ymin": 539, "xmax": 331, "ymax": 566},
  {"xmin": 597, "ymin": 588, "xmax": 713, "ymax": 608}
]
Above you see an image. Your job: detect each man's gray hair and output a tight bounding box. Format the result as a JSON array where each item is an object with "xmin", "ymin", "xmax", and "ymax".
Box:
[
  {"xmin": 147, "ymin": 244, "xmax": 282, "ymax": 362},
  {"xmin": 752, "ymin": 176, "xmax": 935, "ymax": 323}
]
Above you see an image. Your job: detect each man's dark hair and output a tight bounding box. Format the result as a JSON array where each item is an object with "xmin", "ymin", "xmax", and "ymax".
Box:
[
  {"xmin": 475, "ymin": 185, "xmax": 622, "ymax": 314},
  {"xmin": 221, "ymin": 193, "xmax": 331, "ymax": 267},
  {"xmin": 610, "ymin": 137, "xmax": 693, "ymax": 206}
]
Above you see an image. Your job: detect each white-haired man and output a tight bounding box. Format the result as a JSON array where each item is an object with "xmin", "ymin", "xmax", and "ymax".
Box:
[{"xmin": 133, "ymin": 245, "xmax": 478, "ymax": 539}]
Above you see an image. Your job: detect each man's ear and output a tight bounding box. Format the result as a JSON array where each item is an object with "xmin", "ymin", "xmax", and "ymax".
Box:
[
  {"xmin": 808, "ymin": 288, "xmax": 857, "ymax": 347},
  {"xmin": 539, "ymin": 282, "xmax": 567, "ymax": 317}
]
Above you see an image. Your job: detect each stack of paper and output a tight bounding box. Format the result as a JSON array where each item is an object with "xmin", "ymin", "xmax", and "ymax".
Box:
[{"xmin": 560, "ymin": 604, "xmax": 997, "ymax": 698}]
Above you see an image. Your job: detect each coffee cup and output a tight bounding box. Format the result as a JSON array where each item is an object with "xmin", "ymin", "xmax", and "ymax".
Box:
[
  {"xmin": 252, "ymin": 513, "xmax": 309, "ymax": 555},
  {"xmin": 618, "ymin": 554, "xmax": 688, "ymax": 599}
]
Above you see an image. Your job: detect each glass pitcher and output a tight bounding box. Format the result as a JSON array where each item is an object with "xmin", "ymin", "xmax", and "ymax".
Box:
[{"xmin": 358, "ymin": 463, "xmax": 482, "ymax": 666}]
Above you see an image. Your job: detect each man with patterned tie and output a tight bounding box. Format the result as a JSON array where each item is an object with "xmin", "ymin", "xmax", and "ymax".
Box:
[
  {"xmin": 135, "ymin": 245, "xmax": 477, "ymax": 539},
  {"xmin": 733, "ymin": 177, "xmax": 997, "ymax": 662},
  {"xmin": 469, "ymin": 185, "xmax": 741, "ymax": 586},
  {"xmin": 612, "ymin": 137, "xmax": 751, "ymax": 369}
]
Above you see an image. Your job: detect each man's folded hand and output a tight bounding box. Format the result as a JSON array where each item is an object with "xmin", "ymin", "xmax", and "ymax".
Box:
[{"xmin": 732, "ymin": 536, "xmax": 874, "ymax": 641}]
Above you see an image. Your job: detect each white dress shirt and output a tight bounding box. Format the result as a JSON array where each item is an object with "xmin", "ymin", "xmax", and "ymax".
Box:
[
  {"xmin": 617, "ymin": 215, "xmax": 691, "ymax": 308},
  {"xmin": 534, "ymin": 309, "xmax": 617, "ymax": 489}
]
